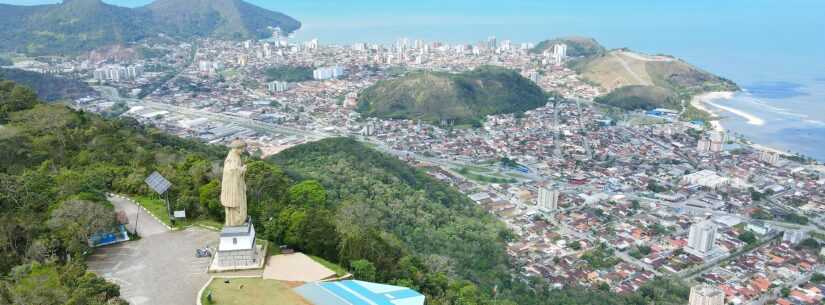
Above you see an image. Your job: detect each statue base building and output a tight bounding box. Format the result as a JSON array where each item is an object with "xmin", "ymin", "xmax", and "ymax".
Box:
[
  {"xmin": 210, "ymin": 140, "xmax": 265, "ymax": 272},
  {"xmin": 210, "ymin": 218, "xmax": 265, "ymax": 272}
]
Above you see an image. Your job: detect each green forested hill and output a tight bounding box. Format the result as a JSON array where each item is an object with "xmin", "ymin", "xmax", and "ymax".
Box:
[
  {"xmin": 0, "ymin": 0, "xmax": 152, "ymax": 55},
  {"xmin": 357, "ymin": 66, "xmax": 548, "ymax": 126},
  {"xmin": 532, "ymin": 36, "xmax": 607, "ymax": 57},
  {"xmin": 0, "ymin": 68, "xmax": 96, "ymax": 101},
  {"xmin": 0, "ymin": 0, "xmax": 300, "ymax": 55},
  {"xmin": 594, "ymin": 85, "xmax": 679, "ymax": 111},
  {"xmin": 143, "ymin": 0, "xmax": 301, "ymax": 40},
  {"xmin": 270, "ymin": 137, "xmax": 512, "ymax": 287}
]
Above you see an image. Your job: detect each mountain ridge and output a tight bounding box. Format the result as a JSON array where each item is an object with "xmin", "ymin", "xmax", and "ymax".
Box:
[{"xmin": 0, "ymin": 0, "xmax": 300, "ymax": 55}]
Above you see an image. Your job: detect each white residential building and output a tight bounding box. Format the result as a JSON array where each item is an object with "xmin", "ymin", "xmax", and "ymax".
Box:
[
  {"xmin": 537, "ymin": 187, "xmax": 559, "ymax": 211},
  {"xmin": 93, "ymin": 64, "xmax": 142, "ymax": 82},
  {"xmin": 758, "ymin": 150, "xmax": 780, "ymax": 165},
  {"xmin": 267, "ymin": 81, "xmax": 289, "ymax": 93},
  {"xmin": 686, "ymin": 220, "xmax": 720, "ymax": 258},
  {"xmin": 313, "ymin": 65, "xmax": 346, "ymax": 80},
  {"xmin": 689, "ymin": 284, "xmax": 725, "ymax": 305},
  {"xmin": 783, "ymin": 229, "xmax": 807, "ymax": 245},
  {"xmin": 682, "ymin": 170, "xmax": 730, "ymax": 189},
  {"xmin": 552, "ymin": 43, "xmax": 568, "ymax": 66}
]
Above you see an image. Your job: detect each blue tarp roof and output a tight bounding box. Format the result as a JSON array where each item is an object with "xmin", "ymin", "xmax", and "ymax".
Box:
[{"xmin": 295, "ymin": 280, "xmax": 425, "ymax": 305}]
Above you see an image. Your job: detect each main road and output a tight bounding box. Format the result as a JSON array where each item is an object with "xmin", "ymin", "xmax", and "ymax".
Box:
[{"xmin": 95, "ymin": 86, "xmax": 330, "ymax": 140}]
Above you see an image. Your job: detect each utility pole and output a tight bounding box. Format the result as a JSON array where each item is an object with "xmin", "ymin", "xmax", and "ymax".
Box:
[
  {"xmin": 134, "ymin": 204, "xmax": 140, "ymax": 236},
  {"xmin": 165, "ymin": 191, "xmax": 174, "ymax": 226}
]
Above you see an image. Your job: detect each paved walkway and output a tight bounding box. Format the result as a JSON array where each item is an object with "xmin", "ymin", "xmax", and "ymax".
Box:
[
  {"xmin": 263, "ymin": 253, "xmax": 337, "ymax": 282},
  {"xmin": 108, "ymin": 194, "xmax": 169, "ymax": 237}
]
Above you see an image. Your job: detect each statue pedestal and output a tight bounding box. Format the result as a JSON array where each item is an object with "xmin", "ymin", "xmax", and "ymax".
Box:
[{"xmin": 210, "ymin": 220, "xmax": 264, "ymax": 271}]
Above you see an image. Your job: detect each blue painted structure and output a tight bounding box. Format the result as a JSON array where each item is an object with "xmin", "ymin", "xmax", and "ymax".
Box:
[
  {"xmin": 295, "ymin": 280, "xmax": 425, "ymax": 305},
  {"xmin": 89, "ymin": 225, "xmax": 130, "ymax": 247}
]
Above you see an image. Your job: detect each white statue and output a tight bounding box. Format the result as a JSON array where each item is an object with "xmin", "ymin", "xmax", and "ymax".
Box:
[{"xmin": 220, "ymin": 140, "xmax": 248, "ymax": 227}]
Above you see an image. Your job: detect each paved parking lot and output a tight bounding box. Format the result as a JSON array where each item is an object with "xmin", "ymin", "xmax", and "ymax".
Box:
[
  {"xmin": 90, "ymin": 196, "xmax": 264, "ymax": 305},
  {"xmin": 88, "ymin": 228, "xmax": 218, "ymax": 305}
]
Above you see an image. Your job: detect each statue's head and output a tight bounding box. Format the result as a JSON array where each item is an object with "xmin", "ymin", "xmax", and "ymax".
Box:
[{"xmin": 229, "ymin": 139, "xmax": 247, "ymax": 151}]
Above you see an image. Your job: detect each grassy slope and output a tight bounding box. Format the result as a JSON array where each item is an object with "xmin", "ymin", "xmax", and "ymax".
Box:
[
  {"xmin": 358, "ymin": 66, "xmax": 547, "ymax": 125},
  {"xmin": 202, "ymin": 278, "xmax": 310, "ymax": 305},
  {"xmin": 575, "ymin": 50, "xmax": 738, "ymax": 114},
  {"xmin": 532, "ymin": 36, "xmax": 607, "ymax": 57}
]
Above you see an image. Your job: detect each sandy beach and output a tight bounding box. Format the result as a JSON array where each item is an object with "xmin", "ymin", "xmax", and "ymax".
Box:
[
  {"xmin": 691, "ymin": 91, "xmax": 768, "ymax": 129},
  {"xmin": 691, "ymin": 92, "xmax": 793, "ymax": 156},
  {"xmin": 690, "ymin": 91, "xmax": 734, "ymax": 132}
]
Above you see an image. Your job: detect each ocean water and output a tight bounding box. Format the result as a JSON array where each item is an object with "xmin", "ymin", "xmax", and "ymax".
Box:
[
  {"xmin": 6, "ymin": 0, "xmax": 825, "ymax": 160},
  {"xmin": 706, "ymin": 79, "xmax": 825, "ymax": 161}
]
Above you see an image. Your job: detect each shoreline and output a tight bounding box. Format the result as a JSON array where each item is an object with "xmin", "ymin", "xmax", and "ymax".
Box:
[
  {"xmin": 692, "ymin": 91, "xmax": 766, "ymax": 127},
  {"xmin": 690, "ymin": 91, "xmax": 794, "ymax": 157},
  {"xmin": 690, "ymin": 91, "xmax": 733, "ymax": 132}
]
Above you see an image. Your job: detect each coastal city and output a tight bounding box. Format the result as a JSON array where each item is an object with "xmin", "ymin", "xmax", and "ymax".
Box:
[{"xmin": 5, "ymin": 29, "xmax": 825, "ymax": 305}]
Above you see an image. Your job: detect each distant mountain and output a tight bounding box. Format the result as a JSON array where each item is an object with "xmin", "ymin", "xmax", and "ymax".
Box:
[
  {"xmin": 0, "ymin": 0, "xmax": 149, "ymax": 55},
  {"xmin": 143, "ymin": 0, "xmax": 300, "ymax": 40},
  {"xmin": 0, "ymin": 0, "xmax": 300, "ymax": 55},
  {"xmin": 357, "ymin": 66, "xmax": 548, "ymax": 126},
  {"xmin": 0, "ymin": 68, "xmax": 97, "ymax": 101},
  {"xmin": 532, "ymin": 36, "xmax": 607, "ymax": 57}
]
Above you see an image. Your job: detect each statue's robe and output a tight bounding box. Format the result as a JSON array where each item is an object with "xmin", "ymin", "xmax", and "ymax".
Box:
[{"xmin": 220, "ymin": 150, "xmax": 247, "ymax": 227}]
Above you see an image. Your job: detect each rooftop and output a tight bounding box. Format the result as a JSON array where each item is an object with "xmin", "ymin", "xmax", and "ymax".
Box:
[{"xmin": 295, "ymin": 280, "xmax": 425, "ymax": 305}]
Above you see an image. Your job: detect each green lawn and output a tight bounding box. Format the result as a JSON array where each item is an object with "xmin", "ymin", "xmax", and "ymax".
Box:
[
  {"xmin": 309, "ymin": 255, "xmax": 348, "ymax": 277},
  {"xmin": 132, "ymin": 195, "xmax": 224, "ymax": 230},
  {"xmin": 134, "ymin": 195, "xmax": 172, "ymax": 226},
  {"xmin": 185, "ymin": 218, "xmax": 223, "ymax": 230},
  {"xmin": 453, "ymin": 167, "xmax": 517, "ymax": 184},
  {"xmin": 201, "ymin": 278, "xmax": 310, "ymax": 305}
]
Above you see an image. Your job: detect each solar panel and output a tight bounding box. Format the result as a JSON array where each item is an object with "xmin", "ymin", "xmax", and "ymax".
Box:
[{"xmin": 144, "ymin": 171, "xmax": 172, "ymax": 195}]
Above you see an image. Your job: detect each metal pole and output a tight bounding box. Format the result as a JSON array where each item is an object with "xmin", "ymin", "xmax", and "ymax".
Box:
[
  {"xmin": 165, "ymin": 191, "xmax": 173, "ymax": 226},
  {"xmin": 134, "ymin": 203, "xmax": 140, "ymax": 236}
]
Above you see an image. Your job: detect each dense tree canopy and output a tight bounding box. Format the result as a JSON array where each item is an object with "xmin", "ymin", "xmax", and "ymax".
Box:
[
  {"xmin": 0, "ymin": 69, "xmax": 96, "ymax": 102},
  {"xmin": 0, "ymin": 81, "xmax": 130, "ymax": 305}
]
